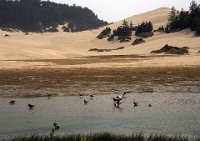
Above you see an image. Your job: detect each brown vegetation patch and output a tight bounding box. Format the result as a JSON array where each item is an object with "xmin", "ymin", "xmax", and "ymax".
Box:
[
  {"xmin": 88, "ymin": 47, "xmax": 125, "ymax": 52},
  {"xmin": 0, "ymin": 66, "xmax": 200, "ymax": 98}
]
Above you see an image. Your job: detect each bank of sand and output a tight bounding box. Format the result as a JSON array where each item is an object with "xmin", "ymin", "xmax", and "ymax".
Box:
[{"xmin": 0, "ymin": 8, "xmax": 200, "ymax": 97}]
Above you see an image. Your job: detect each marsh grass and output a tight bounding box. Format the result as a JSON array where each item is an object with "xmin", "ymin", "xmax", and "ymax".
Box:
[{"xmin": 7, "ymin": 132, "xmax": 198, "ymax": 141}]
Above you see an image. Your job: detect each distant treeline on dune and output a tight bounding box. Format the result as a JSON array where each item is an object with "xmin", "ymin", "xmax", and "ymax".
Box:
[
  {"xmin": 166, "ymin": 0, "xmax": 200, "ymax": 35},
  {"xmin": 0, "ymin": 0, "xmax": 107, "ymax": 32}
]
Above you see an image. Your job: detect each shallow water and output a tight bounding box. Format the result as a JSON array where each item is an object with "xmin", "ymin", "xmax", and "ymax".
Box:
[{"xmin": 0, "ymin": 92, "xmax": 200, "ymax": 139}]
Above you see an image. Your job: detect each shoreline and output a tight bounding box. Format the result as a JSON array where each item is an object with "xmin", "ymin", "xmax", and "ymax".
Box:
[{"xmin": 0, "ymin": 66, "xmax": 200, "ymax": 98}]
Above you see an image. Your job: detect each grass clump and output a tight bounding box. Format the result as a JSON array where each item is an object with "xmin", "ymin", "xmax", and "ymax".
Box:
[{"xmin": 8, "ymin": 132, "xmax": 197, "ymax": 141}]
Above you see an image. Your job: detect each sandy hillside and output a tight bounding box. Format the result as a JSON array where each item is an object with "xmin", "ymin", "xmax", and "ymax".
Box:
[{"xmin": 0, "ymin": 7, "xmax": 200, "ymax": 69}]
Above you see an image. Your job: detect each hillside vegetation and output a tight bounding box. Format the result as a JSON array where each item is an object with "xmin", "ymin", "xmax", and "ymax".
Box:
[
  {"xmin": 166, "ymin": 0, "xmax": 200, "ymax": 35},
  {"xmin": 0, "ymin": 0, "xmax": 107, "ymax": 32}
]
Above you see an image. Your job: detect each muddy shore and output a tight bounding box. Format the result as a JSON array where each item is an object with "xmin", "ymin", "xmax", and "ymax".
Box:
[{"xmin": 0, "ymin": 66, "xmax": 200, "ymax": 98}]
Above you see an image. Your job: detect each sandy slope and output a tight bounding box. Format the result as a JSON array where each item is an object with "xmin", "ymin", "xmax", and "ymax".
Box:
[{"xmin": 0, "ymin": 7, "xmax": 200, "ymax": 69}]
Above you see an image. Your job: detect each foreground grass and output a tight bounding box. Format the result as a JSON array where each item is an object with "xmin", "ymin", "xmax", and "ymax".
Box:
[{"xmin": 7, "ymin": 133, "xmax": 200, "ymax": 141}]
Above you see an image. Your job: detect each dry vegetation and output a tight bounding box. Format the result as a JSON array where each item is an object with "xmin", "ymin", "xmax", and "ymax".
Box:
[{"xmin": 0, "ymin": 64, "xmax": 200, "ymax": 98}]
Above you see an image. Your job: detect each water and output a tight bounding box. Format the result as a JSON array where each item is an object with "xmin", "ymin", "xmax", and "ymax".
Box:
[{"xmin": 0, "ymin": 92, "xmax": 200, "ymax": 139}]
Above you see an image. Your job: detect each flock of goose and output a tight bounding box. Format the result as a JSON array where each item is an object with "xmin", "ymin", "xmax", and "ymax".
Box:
[
  {"xmin": 9, "ymin": 100, "xmax": 36, "ymax": 110},
  {"xmin": 112, "ymin": 92, "xmax": 152, "ymax": 108},
  {"xmin": 8, "ymin": 92, "xmax": 152, "ymax": 109},
  {"xmin": 80, "ymin": 92, "xmax": 152, "ymax": 108}
]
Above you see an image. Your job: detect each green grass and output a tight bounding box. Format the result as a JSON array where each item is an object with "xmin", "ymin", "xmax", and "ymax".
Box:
[{"xmin": 5, "ymin": 132, "xmax": 199, "ymax": 141}]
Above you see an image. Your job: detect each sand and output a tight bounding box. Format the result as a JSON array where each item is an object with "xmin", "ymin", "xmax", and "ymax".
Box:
[{"xmin": 0, "ymin": 7, "xmax": 200, "ymax": 97}]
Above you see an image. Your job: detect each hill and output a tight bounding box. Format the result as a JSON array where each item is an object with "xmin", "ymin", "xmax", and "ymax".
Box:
[
  {"xmin": 0, "ymin": 7, "xmax": 200, "ymax": 69},
  {"xmin": 0, "ymin": 0, "xmax": 107, "ymax": 32}
]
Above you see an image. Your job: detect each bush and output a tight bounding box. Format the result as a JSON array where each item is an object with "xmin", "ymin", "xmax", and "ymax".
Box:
[
  {"xmin": 88, "ymin": 47, "xmax": 125, "ymax": 52},
  {"xmin": 4, "ymin": 34, "xmax": 10, "ymax": 37},
  {"xmin": 113, "ymin": 26, "xmax": 132, "ymax": 37},
  {"xmin": 107, "ymin": 34, "xmax": 114, "ymax": 41},
  {"xmin": 132, "ymin": 38, "xmax": 145, "ymax": 46},
  {"xmin": 97, "ymin": 20, "xmax": 136, "ymax": 43},
  {"xmin": 151, "ymin": 44, "xmax": 189, "ymax": 55},
  {"xmin": 135, "ymin": 21, "xmax": 153, "ymax": 35},
  {"xmin": 97, "ymin": 27, "xmax": 111, "ymax": 39}
]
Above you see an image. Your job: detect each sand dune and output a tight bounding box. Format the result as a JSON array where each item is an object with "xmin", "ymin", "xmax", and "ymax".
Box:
[{"xmin": 0, "ymin": 7, "xmax": 200, "ymax": 69}]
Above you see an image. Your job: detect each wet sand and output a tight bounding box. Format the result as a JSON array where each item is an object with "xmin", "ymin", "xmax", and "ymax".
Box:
[{"xmin": 0, "ymin": 58, "xmax": 200, "ymax": 98}]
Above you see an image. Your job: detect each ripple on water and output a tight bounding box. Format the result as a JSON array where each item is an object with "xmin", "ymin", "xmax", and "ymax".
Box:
[{"xmin": 0, "ymin": 92, "xmax": 200, "ymax": 139}]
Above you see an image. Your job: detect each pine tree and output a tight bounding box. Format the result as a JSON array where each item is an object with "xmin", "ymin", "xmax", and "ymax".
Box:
[{"xmin": 189, "ymin": 0, "xmax": 200, "ymax": 30}]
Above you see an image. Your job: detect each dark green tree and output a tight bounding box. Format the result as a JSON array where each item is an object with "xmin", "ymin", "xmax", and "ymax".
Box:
[
  {"xmin": 166, "ymin": 0, "xmax": 200, "ymax": 35},
  {"xmin": 0, "ymin": 0, "xmax": 107, "ymax": 32}
]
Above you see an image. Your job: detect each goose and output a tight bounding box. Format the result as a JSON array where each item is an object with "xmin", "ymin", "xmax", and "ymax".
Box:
[
  {"xmin": 84, "ymin": 99, "xmax": 89, "ymax": 104},
  {"xmin": 113, "ymin": 96, "xmax": 123, "ymax": 107},
  {"xmin": 28, "ymin": 104, "xmax": 35, "ymax": 109},
  {"xmin": 53, "ymin": 122, "xmax": 60, "ymax": 130},
  {"xmin": 9, "ymin": 100, "xmax": 15, "ymax": 105},
  {"xmin": 116, "ymin": 95, "xmax": 123, "ymax": 99},
  {"xmin": 148, "ymin": 104, "xmax": 152, "ymax": 107},
  {"xmin": 133, "ymin": 101, "xmax": 138, "ymax": 107},
  {"xmin": 47, "ymin": 93, "xmax": 53, "ymax": 98}
]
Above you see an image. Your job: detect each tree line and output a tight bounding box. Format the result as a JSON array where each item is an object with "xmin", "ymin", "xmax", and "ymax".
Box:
[
  {"xmin": 0, "ymin": 0, "xmax": 107, "ymax": 32},
  {"xmin": 166, "ymin": 0, "xmax": 200, "ymax": 35}
]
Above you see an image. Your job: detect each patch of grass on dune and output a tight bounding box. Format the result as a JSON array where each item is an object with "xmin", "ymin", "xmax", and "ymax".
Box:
[{"xmin": 7, "ymin": 132, "xmax": 198, "ymax": 141}]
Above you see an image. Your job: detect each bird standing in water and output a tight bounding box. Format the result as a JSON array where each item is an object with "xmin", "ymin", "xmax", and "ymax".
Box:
[
  {"xmin": 28, "ymin": 104, "xmax": 35, "ymax": 109},
  {"xmin": 133, "ymin": 101, "xmax": 138, "ymax": 107},
  {"xmin": 9, "ymin": 100, "xmax": 16, "ymax": 105},
  {"xmin": 113, "ymin": 96, "xmax": 123, "ymax": 108},
  {"xmin": 84, "ymin": 100, "xmax": 89, "ymax": 105},
  {"xmin": 148, "ymin": 104, "xmax": 152, "ymax": 107}
]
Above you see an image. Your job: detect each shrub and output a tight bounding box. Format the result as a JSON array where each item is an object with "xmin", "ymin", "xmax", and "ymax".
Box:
[
  {"xmin": 88, "ymin": 47, "xmax": 125, "ymax": 52},
  {"xmin": 97, "ymin": 27, "xmax": 111, "ymax": 39},
  {"xmin": 132, "ymin": 38, "xmax": 145, "ymax": 46},
  {"xmin": 113, "ymin": 26, "xmax": 132, "ymax": 37},
  {"xmin": 107, "ymin": 34, "xmax": 114, "ymax": 41},
  {"xmin": 4, "ymin": 34, "xmax": 10, "ymax": 37},
  {"xmin": 151, "ymin": 44, "xmax": 189, "ymax": 55},
  {"xmin": 135, "ymin": 21, "xmax": 153, "ymax": 35}
]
